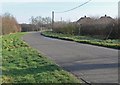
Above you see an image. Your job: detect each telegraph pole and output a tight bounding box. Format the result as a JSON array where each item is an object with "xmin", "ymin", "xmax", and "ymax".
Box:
[
  {"xmin": 61, "ymin": 17, "xmax": 62, "ymax": 22},
  {"xmin": 52, "ymin": 11, "xmax": 54, "ymax": 31}
]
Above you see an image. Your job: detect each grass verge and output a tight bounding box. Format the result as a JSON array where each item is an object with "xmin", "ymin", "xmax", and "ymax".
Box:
[
  {"xmin": 41, "ymin": 31, "xmax": 120, "ymax": 49},
  {"xmin": 2, "ymin": 32, "xmax": 80, "ymax": 83}
]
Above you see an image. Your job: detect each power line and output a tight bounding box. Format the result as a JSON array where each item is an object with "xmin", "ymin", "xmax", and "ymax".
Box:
[
  {"xmin": 55, "ymin": 0, "xmax": 92, "ymax": 13},
  {"xmin": 51, "ymin": 0, "xmax": 92, "ymax": 30}
]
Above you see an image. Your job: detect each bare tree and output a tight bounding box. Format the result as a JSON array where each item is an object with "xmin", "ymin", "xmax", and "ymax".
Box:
[{"xmin": 29, "ymin": 16, "xmax": 51, "ymax": 25}]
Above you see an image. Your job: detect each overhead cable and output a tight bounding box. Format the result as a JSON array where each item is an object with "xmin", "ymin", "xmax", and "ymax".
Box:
[{"xmin": 55, "ymin": 0, "xmax": 92, "ymax": 13}]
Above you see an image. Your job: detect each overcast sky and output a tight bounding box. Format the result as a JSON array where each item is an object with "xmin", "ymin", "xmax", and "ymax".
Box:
[{"xmin": 1, "ymin": 0, "xmax": 119, "ymax": 24}]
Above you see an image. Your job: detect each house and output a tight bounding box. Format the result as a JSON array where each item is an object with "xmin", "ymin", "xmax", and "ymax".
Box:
[
  {"xmin": 98, "ymin": 15, "xmax": 115, "ymax": 25},
  {"xmin": 76, "ymin": 16, "xmax": 94, "ymax": 26},
  {"xmin": 76, "ymin": 15, "xmax": 115, "ymax": 26}
]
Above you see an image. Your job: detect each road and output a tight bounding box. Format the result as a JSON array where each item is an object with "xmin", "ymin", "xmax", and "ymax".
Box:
[{"xmin": 22, "ymin": 32, "xmax": 118, "ymax": 83}]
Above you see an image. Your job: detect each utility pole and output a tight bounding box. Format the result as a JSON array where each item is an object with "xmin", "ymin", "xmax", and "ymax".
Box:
[
  {"xmin": 52, "ymin": 11, "xmax": 54, "ymax": 31},
  {"xmin": 79, "ymin": 24, "xmax": 81, "ymax": 35},
  {"xmin": 61, "ymin": 17, "xmax": 62, "ymax": 22}
]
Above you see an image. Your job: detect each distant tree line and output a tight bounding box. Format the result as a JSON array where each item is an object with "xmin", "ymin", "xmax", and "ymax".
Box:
[
  {"xmin": 20, "ymin": 24, "xmax": 41, "ymax": 32},
  {"xmin": 29, "ymin": 16, "xmax": 51, "ymax": 25},
  {"xmin": 20, "ymin": 16, "xmax": 52, "ymax": 32},
  {"xmin": 1, "ymin": 13, "xmax": 21, "ymax": 35}
]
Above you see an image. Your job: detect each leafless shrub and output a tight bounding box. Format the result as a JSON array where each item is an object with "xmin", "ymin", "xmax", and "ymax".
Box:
[
  {"xmin": 53, "ymin": 21, "xmax": 79, "ymax": 35},
  {"xmin": 2, "ymin": 13, "xmax": 21, "ymax": 35},
  {"xmin": 77, "ymin": 15, "xmax": 116, "ymax": 39},
  {"xmin": 53, "ymin": 15, "xmax": 119, "ymax": 39}
]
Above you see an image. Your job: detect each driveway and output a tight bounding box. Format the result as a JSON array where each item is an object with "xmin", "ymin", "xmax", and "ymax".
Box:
[{"xmin": 22, "ymin": 32, "xmax": 118, "ymax": 83}]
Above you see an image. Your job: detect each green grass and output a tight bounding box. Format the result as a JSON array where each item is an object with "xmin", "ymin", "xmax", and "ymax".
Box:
[
  {"xmin": 41, "ymin": 31, "xmax": 120, "ymax": 49},
  {"xmin": 2, "ymin": 32, "xmax": 80, "ymax": 83}
]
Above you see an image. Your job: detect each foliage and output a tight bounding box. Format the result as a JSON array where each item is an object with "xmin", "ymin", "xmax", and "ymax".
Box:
[{"xmin": 2, "ymin": 33, "xmax": 80, "ymax": 83}]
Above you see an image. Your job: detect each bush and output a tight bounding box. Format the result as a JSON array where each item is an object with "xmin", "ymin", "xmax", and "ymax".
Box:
[
  {"xmin": 20, "ymin": 24, "xmax": 38, "ymax": 32},
  {"xmin": 2, "ymin": 13, "xmax": 21, "ymax": 35},
  {"xmin": 53, "ymin": 22, "xmax": 79, "ymax": 35},
  {"xmin": 77, "ymin": 16, "xmax": 118, "ymax": 39},
  {"xmin": 52, "ymin": 16, "xmax": 119, "ymax": 39}
]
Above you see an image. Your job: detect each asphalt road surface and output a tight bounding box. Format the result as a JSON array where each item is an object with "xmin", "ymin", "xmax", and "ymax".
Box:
[{"xmin": 22, "ymin": 32, "xmax": 118, "ymax": 83}]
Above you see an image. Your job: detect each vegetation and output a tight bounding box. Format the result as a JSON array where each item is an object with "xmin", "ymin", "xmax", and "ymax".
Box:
[
  {"xmin": 29, "ymin": 16, "xmax": 51, "ymax": 25},
  {"xmin": 53, "ymin": 16, "xmax": 119, "ymax": 39},
  {"xmin": 2, "ymin": 33, "xmax": 80, "ymax": 83},
  {"xmin": 20, "ymin": 16, "xmax": 52, "ymax": 32},
  {"xmin": 53, "ymin": 22, "xmax": 78, "ymax": 35},
  {"xmin": 41, "ymin": 31, "xmax": 120, "ymax": 49},
  {"xmin": 1, "ymin": 13, "xmax": 21, "ymax": 35},
  {"xmin": 20, "ymin": 24, "xmax": 40, "ymax": 32}
]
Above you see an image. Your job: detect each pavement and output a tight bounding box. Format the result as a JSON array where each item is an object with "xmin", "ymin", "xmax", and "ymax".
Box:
[{"xmin": 22, "ymin": 32, "xmax": 119, "ymax": 83}]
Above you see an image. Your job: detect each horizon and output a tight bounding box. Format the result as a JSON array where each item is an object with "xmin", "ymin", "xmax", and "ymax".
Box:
[{"xmin": 1, "ymin": 0, "xmax": 118, "ymax": 24}]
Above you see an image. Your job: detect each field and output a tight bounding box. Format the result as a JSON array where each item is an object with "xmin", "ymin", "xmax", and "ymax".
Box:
[
  {"xmin": 41, "ymin": 31, "xmax": 120, "ymax": 49},
  {"xmin": 2, "ymin": 33, "xmax": 80, "ymax": 83}
]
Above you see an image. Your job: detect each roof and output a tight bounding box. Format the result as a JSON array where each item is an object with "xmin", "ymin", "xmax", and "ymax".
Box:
[
  {"xmin": 77, "ymin": 16, "xmax": 94, "ymax": 25},
  {"xmin": 76, "ymin": 15, "xmax": 115, "ymax": 25},
  {"xmin": 98, "ymin": 15, "xmax": 115, "ymax": 24}
]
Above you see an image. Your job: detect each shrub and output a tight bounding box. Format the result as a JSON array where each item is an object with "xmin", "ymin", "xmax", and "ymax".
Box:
[
  {"xmin": 2, "ymin": 13, "xmax": 21, "ymax": 35},
  {"xmin": 53, "ymin": 22, "xmax": 79, "ymax": 35},
  {"xmin": 52, "ymin": 16, "xmax": 119, "ymax": 39}
]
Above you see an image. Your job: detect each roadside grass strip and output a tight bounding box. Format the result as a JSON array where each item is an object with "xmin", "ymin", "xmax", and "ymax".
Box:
[
  {"xmin": 2, "ymin": 33, "xmax": 80, "ymax": 83},
  {"xmin": 41, "ymin": 31, "xmax": 120, "ymax": 49}
]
